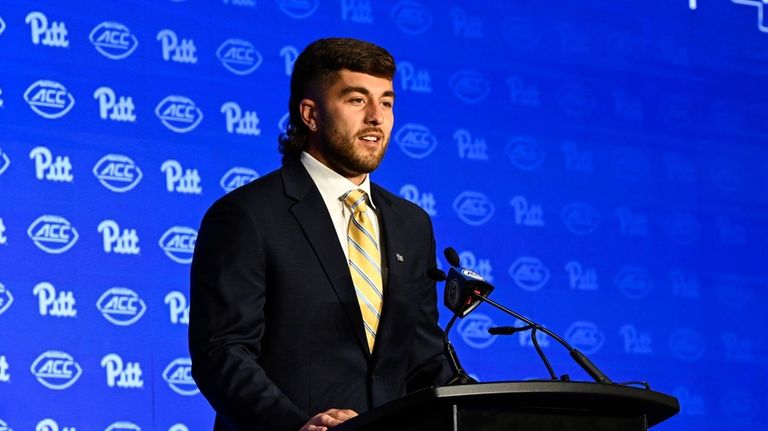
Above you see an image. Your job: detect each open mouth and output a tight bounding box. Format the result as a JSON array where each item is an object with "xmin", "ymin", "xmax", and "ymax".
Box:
[{"xmin": 358, "ymin": 134, "xmax": 383, "ymax": 143}]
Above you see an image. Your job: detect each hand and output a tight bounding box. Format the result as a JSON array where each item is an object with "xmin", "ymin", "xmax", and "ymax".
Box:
[{"xmin": 299, "ymin": 408, "xmax": 358, "ymax": 431}]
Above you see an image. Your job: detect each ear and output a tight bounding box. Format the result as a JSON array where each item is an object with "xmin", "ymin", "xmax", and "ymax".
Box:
[{"xmin": 299, "ymin": 99, "xmax": 318, "ymax": 131}]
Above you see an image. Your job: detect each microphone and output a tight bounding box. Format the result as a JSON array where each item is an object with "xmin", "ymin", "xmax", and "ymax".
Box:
[{"xmin": 441, "ymin": 248, "xmax": 494, "ymax": 318}]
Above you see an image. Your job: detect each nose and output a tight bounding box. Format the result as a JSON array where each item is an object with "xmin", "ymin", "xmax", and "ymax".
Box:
[{"xmin": 365, "ymin": 102, "xmax": 384, "ymax": 126}]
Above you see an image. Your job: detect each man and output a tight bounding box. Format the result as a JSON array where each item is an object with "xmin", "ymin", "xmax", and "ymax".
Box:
[{"xmin": 189, "ymin": 38, "xmax": 452, "ymax": 431}]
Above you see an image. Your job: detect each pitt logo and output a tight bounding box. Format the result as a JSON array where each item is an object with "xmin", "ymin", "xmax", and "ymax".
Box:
[
  {"xmin": 668, "ymin": 329, "xmax": 705, "ymax": 362},
  {"xmin": 217, "ymin": 39, "xmax": 263, "ymax": 75},
  {"xmin": 94, "ymin": 87, "xmax": 136, "ymax": 122},
  {"xmin": 221, "ymin": 102, "xmax": 261, "ymax": 136},
  {"xmin": 615, "ymin": 207, "xmax": 648, "ymax": 236},
  {"xmin": 157, "ymin": 29, "xmax": 198, "ymax": 64},
  {"xmin": 29, "ymin": 146, "xmax": 74, "ymax": 182},
  {"xmin": 397, "ymin": 62, "xmax": 432, "ymax": 93},
  {"xmin": 669, "ymin": 270, "xmax": 700, "ymax": 299},
  {"xmin": 0, "ymin": 419, "xmax": 12, "ymax": 431},
  {"xmin": 36, "ymin": 418, "xmax": 76, "ymax": 431},
  {"xmin": 30, "ymin": 351, "xmax": 82, "ymax": 390},
  {"xmin": 611, "ymin": 89, "xmax": 643, "ymax": 120},
  {"xmin": 0, "ymin": 147, "xmax": 9, "ymax": 175},
  {"xmin": 278, "ymin": 112, "xmax": 290, "ymax": 133},
  {"xmin": 454, "ymin": 129, "xmax": 488, "ymax": 160},
  {"xmin": 506, "ymin": 75, "xmax": 541, "ymax": 106},
  {"xmin": 24, "ymin": 80, "xmax": 75, "ymax": 119},
  {"xmin": 27, "ymin": 215, "xmax": 79, "ymax": 254},
  {"xmin": 558, "ymin": 84, "xmax": 595, "ymax": 117},
  {"xmin": 101, "ymin": 353, "xmax": 144, "ymax": 388},
  {"xmin": 560, "ymin": 202, "xmax": 600, "ymax": 235},
  {"xmin": 105, "ymin": 422, "xmax": 141, "ymax": 431},
  {"xmin": 221, "ymin": 167, "xmax": 259, "ymax": 193},
  {"xmin": 664, "ymin": 212, "xmax": 700, "ymax": 245},
  {"xmin": 93, "ymin": 154, "xmax": 143, "ymax": 192},
  {"xmin": 672, "ymin": 387, "xmax": 705, "ymax": 416},
  {"xmin": 453, "ymin": 191, "xmax": 494, "ymax": 226},
  {"xmin": 25, "ymin": 12, "xmax": 69, "ymax": 48},
  {"xmin": 163, "ymin": 357, "xmax": 199, "ymax": 396},
  {"xmin": 33, "ymin": 282, "xmax": 77, "ymax": 318},
  {"xmin": 97, "ymin": 287, "xmax": 147, "ymax": 326},
  {"xmin": 155, "ymin": 96, "xmax": 203, "ymax": 133},
  {"xmin": 561, "ymin": 142, "xmax": 594, "ymax": 172},
  {"xmin": 395, "ymin": 123, "xmax": 437, "ymax": 159},
  {"xmin": 159, "ymin": 226, "xmax": 197, "ymax": 264},
  {"xmin": 509, "ymin": 257, "xmax": 550, "ymax": 291},
  {"xmin": 165, "ymin": 291, "xmax": 190, "ymax": 325},
  {"xmin": 161, "ymin": 160, "xmax": 202, "ymax": 194},
  {"xmin": 280, "ymin": 46, "xmax": 298, "ymax": 76},
  {"xmin": 276, "ymin": 0, "xmax": 320, "ymax": 19},
  {"xmin": 620, "ymin": 325, "xmax": 653, "ymax": 354},
  {"xmin": 614, "ymin": 266, "xmax": 652, "ymax": 300},
  {"xmin": 0, "ymin": 355, "xmax": 9, "ymax": 382},
  {"xmin": 505, "ymin": 137, "xmax": 545, "ymax": 170},
  {"xmin": 564, "ymin": 261, "xmax": 598, "ymax": 291},
  {"xmin": 458, "ymin": 251, "xmax": 493, "ymax": 282},
  {"xmin": 0, "ymin": 217, "xmax": 6, "ymax": 245},
  {"xmin": 722, "ymin": 332, "xmax": 753, "ymax": 362},
  {"xmin": 450, "ymin": 70, "xmax": 490, "ymax": 104},
  {"xmin": 391, "ymin": 1, "xmax": 433, "ymax": 35},
  {"xmin": 449, "ymin": 7, "xmax": 483, "ymax": 38},
  {"xmin": 0, "ymin": 282, "xmax": 13, "ymax": 315},
  {"xmin": 98, "ymin": 220, "xmax": 140, "ymax": 255},
  {"xmin": 457, "ymin": 313, "xmax": 496, "ymax": 349},
  {"xmin": 89, "ymin": 22, "xmax": 139, "ymax": 60},
  {"xmin": 510, "ymin": 196, "xmax": 544, "ymax": 227},
  {"xmin": 399, "ymin": 184, "xmax": 436, "ymax": 216},
  {"xmin": 341, "ymin": 0, "xmax": 373, "ymax": 23},
  {"xmin": 566, "ymin": 321, "xmax": 605, "ymax": 355}
]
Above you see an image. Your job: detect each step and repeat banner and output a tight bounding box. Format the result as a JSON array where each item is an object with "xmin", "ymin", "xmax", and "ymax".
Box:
[{"xmin": 1, "ymin": 0, "xmax": 767, "ymax": 430}]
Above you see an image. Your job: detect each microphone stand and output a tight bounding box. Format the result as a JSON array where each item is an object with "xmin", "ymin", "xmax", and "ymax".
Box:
[{"xmin": 443, "ymin": 313, "xmax": 477, "ymax": 385}]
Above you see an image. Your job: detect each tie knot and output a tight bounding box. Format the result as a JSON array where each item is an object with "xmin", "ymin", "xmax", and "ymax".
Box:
[{"xmin": 343, "ymin": 189, "xmax": 368, "ymax": 213}]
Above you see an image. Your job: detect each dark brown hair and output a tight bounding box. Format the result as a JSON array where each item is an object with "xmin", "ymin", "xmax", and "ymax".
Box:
[{"xmin": 278, "ymin": 38, "xmax": 396, "ymax": 159}]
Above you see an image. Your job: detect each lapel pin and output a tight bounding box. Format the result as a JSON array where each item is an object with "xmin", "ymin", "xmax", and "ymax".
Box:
[{"xmin": 396, "ymin": 253, "xmax": 404, "ymax": 262}]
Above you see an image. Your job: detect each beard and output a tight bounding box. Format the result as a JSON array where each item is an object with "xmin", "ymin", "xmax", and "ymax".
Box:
[{"xmin": 319, "ymin": 123, "xmax": 389, "ymax": 176}]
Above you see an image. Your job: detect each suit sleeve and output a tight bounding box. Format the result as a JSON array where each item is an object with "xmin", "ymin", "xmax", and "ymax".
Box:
[{"xmin": 189, "ymin": 198, "xmax": 308, "ymax": 431}]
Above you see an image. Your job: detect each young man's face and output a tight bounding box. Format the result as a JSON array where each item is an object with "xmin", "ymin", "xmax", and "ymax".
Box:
[{"xmin": 308, "ymin": 69, "xmax": 395, "ymax": 181}]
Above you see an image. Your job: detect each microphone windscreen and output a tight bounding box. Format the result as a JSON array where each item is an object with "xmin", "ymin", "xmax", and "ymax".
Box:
[{"xmin": 444, "ymin": 247, "xmax": 460, "ymax": 267}]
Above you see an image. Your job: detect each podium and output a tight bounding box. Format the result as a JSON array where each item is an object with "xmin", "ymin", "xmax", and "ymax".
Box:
[{"xmin": 335, "ymin": 381, "xmax": 679, "ymax": 431}]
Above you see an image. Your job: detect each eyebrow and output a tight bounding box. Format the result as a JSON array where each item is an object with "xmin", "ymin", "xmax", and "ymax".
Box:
[{"xmin": 340, "ymin": 86, "xmax": 396, "ymax": 99}]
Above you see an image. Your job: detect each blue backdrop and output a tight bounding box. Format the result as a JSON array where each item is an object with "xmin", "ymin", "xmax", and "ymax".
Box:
[{"xmin": 1, "ymin": 0, "xmax": 766, "ymax": 430}]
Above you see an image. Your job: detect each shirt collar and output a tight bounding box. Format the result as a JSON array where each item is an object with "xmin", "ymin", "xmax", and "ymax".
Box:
[{"xmin": 300, "ymin": 151, "xmax": 376, "ymax": 208}]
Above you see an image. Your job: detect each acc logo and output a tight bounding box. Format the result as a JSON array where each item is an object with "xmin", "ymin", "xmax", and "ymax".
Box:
[
  {"xmin": 0, "ymin": 16, "xmax": 5, "ymax": 36},
  {"xmin": 560, "ymin": 202, "xmax": 600, "ymax": 235},
  {"xmin": 217, "ymin": 39, "xmax": 263, "ymax": 75},
  {"xmin": 565, "ymin": 321, "xmax": 605, "ymax": 355},
  {"xmin": 558, "ymin": 84, "xmax": 595, "ymax": 117},
  {"xmin": 0, "ymin": 147, "xmax": 9, "ymax": 175},
  {"xmin": 93, "ymin": 154, "xmax": 143, "ymax": 192},
  {"xmin": 163, "ymin": 357, "xmax": 199, "ymax": 395},
  {"xmin": 720, "ymin": 391, "xmax": 757, "ymax": 421},
  {"xmin": 89, "ymin": 22, "xmax": 139, "ymax": 60},
  {"xmin": 159, "ymin": 226, "xmax": 197, "ymax": 264},
  {"xmin": 220, "ymin": 167, "xmax": 259, "ymax": 193},
  {"xmin": 276, "ymin": 0, "xmax": 319, "ymax": 19},
  {"xmin": 169, "ymin": 425, "xmax": 189, "ymax": 431},
  {"xmin": 27, "ymin": 215, "xmax": 79, "ymax": 254},
  {"xmin": 155, "ymin": 95, "xmax": 203, "ymax": 133},
  {"xmin": 452, "ymin": 191, "xmax": 494, "ymax": 226},
  {"xmin": 0, "ymin": 282, "xmax": 13, "ymax": 315},
  {"xmin": 509, "ymin": 256, "xmax": 550, "ymax": 291},
  {"xmin": 449, "ymin": 70, "xmax": 490, "ymax": 104},
  {"xmin": 668, "ymin": 328, "xmax": 705, "ymax": 362},
  {"xmin": 97, "ymin": 287, "xmax": 147, "ymax": 326},
  {"xmin": 614, "ymin": 266, "xmax": 652, "ymax": 299},
  {"xmin": 23, "ymin": 80, "xmax": 75, "ymax": 119},
  {"xmin": 30, "ymin": 351, "xmax": 82, "ymax": 390},
  {"xmin": 105, "ymin": 422, "xmax": 141, "ymax": 431},
  {"xmin": 391, "ymin": 1, "xmax": 433, "ymax": 35},
  {"xmin": 505, "ymin": 137, "xmax": 545, "ymax": 170},
  {"xmin": 457, "ymin": 313, "xmax": 496, "ymax": 349},
  {"xmin": 395, "ymin": 123, "xmax": 437, "ymax": 159}
]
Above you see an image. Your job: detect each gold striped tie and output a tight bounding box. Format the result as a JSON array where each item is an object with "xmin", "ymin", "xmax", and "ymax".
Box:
[{"xmin": 342, "ymin": 189, "xmax": 383, "ymax": 352}]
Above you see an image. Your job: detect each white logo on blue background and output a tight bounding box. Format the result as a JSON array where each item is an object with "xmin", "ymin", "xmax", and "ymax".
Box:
[
  {"xmin": 89, "ymin": 22, "xmax": 139, "ymax": 60},
  {"xmin": 391, "ymin": 1, "xmax": 432, "ymax": 35},
  {"xmin": 93, "ymin": 154, "xmax": 143, "ymax": 193},
  {"xmin": 159, "ymin": 227, "xmax": 197, "ymax": 264},
  {"xmin": 614, "ymin": 266, "xmax": 652, "ymax": 299},
  {"xmin": 101, "ymin": 353, "xmax": 144, "ymax": 388},
  {"xmin": 23, "ymin": 80, "xmax": 75, "ymax": 119},
  {"xmin": 669, "ymin": 328, "xmax": 705, "ymax": 362},
  {"xmin": 449, "ymin": 70, "xmax": 490, "ymax": 104},
  {"xmin": 509, "ymin": 256, "xmax": 550, "ymax": 291},
  {"xmin": 36, "ymin": 418, "xmax": 76, "ymax": 431},
  {"xmin": 30, "ymin": 351, "xmax": 82, "ymax": 390},
  {"xmin": 97, "ymin": 287, "xmax": 147, "ymax": 326},
  {"xmin": 165, "ymin": 291, "xmax": 190, "ymax": 325},
  {"xmin": 0, "ymin": 16, "xmax": 6, "ymax": 36},
  {"xmin": 558, "ymin": 84, "xmax": 595, "ymax": 117},
  {"xmin": 0, "ymin": 282, "xmax": 13, "ymax": 316},
  {"xmin": 280, "ymin": 46, "xmax": 299, "ymax": 76},
  {"xmin": 560, "ymin": 202, "xmax": 600, "ymax": 235},
  {"xmin": 720, "ymin": 391, "xmax": 757, "ymax": 421},
  {"xmin": 276, "ymin": 0, "xmax": 319, "ymax": 19},
  {"xmin": 505, "ymin": 137, "xmax": 545, "ymax": 170},
  {"xmin": 0, "ymin": 419, "xmax": 12, "ymax": 431},
  {"xmin": 395, "ymin": 123, "xmax": 437, "ymax": 159},
  {"xmin": 27, "ymin": 215, "xmax": 79, "ymax": 254},
  {"xmin": 155, "ymin": 95, "xmax": 203, "ymax": 133},
  {"xmin": 732, "ymin": 0, "xmax": 768, "ymax": 33},
  {"xmin": 163, "ymin": 357, "xmax": 199, "ymax": 395},
  {"xmin": 0, "ymin": 148, "xmax": 10, "ymax": 175},
  {"xmin": 168, "ymin": 424, "xmax": 189, "ymax": 431},
  {"xmin": 452, "ymin": 191, "xmax": 494, "ymax": 226},
  {"xmin": 105, "ymin": 422, "xmax": 141, "ymax": 431},
  {"xmin": 566, "ymin": 321, "xmax": 605, "ymax": 354},
  {"xmin": 217, "ymin": 39, "xmax": 263, "ymax": 75},
  {"xmin": 457, "ymin": 313, "xmax": 496, "ymax": 349},
  {"xmin": 220, "ymin": 167, "xmax": 259, "ymax": 193}
]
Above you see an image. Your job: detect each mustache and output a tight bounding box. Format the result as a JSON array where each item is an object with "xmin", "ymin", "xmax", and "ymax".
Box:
[{"xmin": 355, "ymin": 127, "xmax": 385, "ymax": 137}]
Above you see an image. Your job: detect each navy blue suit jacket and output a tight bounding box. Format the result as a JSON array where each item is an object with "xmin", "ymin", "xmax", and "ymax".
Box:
[{"xmin": 189, "ymin": 158, "xmax": 452, "ymax": 430}]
